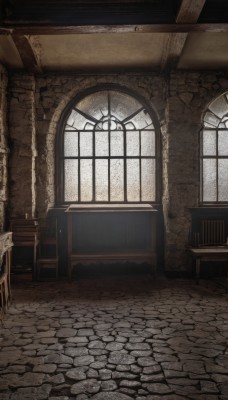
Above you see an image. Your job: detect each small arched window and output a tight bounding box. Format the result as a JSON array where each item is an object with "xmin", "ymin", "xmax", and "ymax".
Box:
[
  {"xmin": 58, "ymin": 87, "xmax": 160, "ymax": 204},
  {"xmin": 201, "ymin": 92, "xmax": 228, "ymax": 203}
]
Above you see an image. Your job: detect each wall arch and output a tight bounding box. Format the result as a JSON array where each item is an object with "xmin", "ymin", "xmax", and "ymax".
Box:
[{"xmin": 35, "ymin": 76, "xmax": 165, "ymax": 217}]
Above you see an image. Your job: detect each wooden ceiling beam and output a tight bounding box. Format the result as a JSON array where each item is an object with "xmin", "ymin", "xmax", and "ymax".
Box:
[
  {"xmin": 176, "ymin": 0, "xmax": 206, "ymax": 23},
  {"xmin": 0, "ymin": 23, "xmax": 227, "ymax": 35},
  {"xmin": 11, "ymin": 35, "xmax": 42, "ymax": 73},
  {"xmin": 161, "ymin": 0, "xmax": 207, "ymax": 70}
]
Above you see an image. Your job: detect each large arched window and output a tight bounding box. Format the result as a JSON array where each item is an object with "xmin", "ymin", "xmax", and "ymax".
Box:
[
  {"xmin": 58, "ymin": 86, "xmax": 160, "ymax": 204},
  {"xmin": 201, "ymin": 92, "xmax": 228, "ymax": 203}
]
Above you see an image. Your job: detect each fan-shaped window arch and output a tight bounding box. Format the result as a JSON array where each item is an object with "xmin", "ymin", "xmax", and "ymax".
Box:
[
  {"xmin": 58, "ymin": 86, "xmax": 160, "ymax": 204},
  {"xmin": 201, "ymin": 92, "xmax": 228, "ymax": 203}
]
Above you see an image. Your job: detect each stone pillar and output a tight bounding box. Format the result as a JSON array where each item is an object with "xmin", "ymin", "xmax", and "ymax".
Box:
[
  {"xmin": 0, "ymin": 64, "xmax": 8, "ymax": 230},
  {"xmin": 8, "ymin": 74, "xmax": 37, "ymax": 218},
  {"xmin": 163, "ymin": 72, "xmax": 201, "ymax": 272}
]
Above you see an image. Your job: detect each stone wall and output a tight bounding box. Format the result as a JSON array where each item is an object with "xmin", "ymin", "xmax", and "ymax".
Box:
[
  {"xmin": 8, "ymin": 74, "xmax": 36, "ymax": 218},
  {"xmin": 0, "ymin": 64, "xmax": 8, "ymax": 231},
  {"xmin": 7, "ymin": 71, "xmax": 228, "ymax": 272},
  {"xmin": 164, "ymin": 71, "xmax": 228, "ymax": 271}
]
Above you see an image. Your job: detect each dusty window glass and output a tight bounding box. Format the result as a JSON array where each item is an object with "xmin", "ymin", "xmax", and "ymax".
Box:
[
  {"xmin": 63, "ymin": 89, "xmax": 157, "ymax": 203},
  {"xmin": 201, "ymin": 93, "xmax": 228, "ymax": 203}
]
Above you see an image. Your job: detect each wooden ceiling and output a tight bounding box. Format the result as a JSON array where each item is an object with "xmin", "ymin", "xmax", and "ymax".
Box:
[{"xmin": 0, "ymin": 0, "xmax": 228, "ymax": 73}]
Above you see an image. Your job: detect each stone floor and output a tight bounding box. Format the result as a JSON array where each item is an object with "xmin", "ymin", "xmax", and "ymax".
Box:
[{"xmin": 1, "ymin": 265, "xmax": 228, "ymax": 400}]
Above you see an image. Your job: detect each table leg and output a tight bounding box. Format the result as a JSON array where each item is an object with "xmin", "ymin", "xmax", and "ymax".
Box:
[{"xmin": 196, "ymin": 258, "xmax": 201, "ymax": 284}]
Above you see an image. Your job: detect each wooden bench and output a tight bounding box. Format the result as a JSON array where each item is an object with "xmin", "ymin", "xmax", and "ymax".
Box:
[{"xmin": 190, "ymin": 246, "xmax": 228, "ymax": 284}]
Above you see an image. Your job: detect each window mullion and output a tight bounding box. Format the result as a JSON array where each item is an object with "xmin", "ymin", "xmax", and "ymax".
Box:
[
  {"xmin": 108, "ymin": 92, "xmax": 111, "ymax": 202},
  {"xmin": 123, "ymin": 127, "xmax": 127, "ymax": 202},
  {"xmin": 78, "ymin": 131, "xmax": 81, "ymax": 202},
  {"xmin": 216, "ymin": 128, "xmax": 219, "ymax": 202},
  {"xmin": 93, "ymin": 127, "xmax": 95, "ymax": 202},
  {"xmin": 139, "ymin": 129, "xmax": 142, "ymax": 202}
]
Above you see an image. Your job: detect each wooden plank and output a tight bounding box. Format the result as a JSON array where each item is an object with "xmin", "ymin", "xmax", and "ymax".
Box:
[
  {"xmin": 161, "ymin": 0, "xmax": 206, "ymax": 70},
  {"xmin": 160, "ymin": 32, "xmax": 188, "ymax": 70},
  {"xmin": 11, "ymin": 35, "xmax": 42, "ymax": 72},
  {"xmin": 176, "ymin": 0, "xmax": 207, "ymax": 23},
  {"xmin": 0, "ymin": 23, "xmax": 228, "ymax": 35}
]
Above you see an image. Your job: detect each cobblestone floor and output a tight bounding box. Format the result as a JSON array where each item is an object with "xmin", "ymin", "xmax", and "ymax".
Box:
[{"xmin": 1, "ymin": 266, "xmax": 228, "ymax": 400}]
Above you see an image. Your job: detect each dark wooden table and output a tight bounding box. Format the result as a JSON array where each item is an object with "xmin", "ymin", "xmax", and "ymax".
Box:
[{"xmin": 66, "ymin": 204, "xmax": 158, "ymax": 281}]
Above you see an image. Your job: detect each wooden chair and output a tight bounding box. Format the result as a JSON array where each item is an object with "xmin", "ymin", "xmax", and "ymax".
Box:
[
  {"xmin": 190, "ymin": 218, "xmax": 228, "ymax": 283},
  {"xmin": 10, "ymin": 218, "xmax": 39, "ymax": 280},
  {"xmin": 36, "ymin": 217, "xmax": 59, "ymax": 280}
]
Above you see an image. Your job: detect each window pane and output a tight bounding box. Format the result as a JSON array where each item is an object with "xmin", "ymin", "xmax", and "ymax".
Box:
[
  {"xmin": 95, "ymin": 159, "xmax": 108, "ymax": 201},
  {"xmin": 110, "ymin": 159, "xmax": 124, "ymax": 201},
  {"xmin": 127, "ymin": 159, "xmax": 140, "ymax": 201},
  {"xmin": 95, "ymin": 131, "xmax": 109, "ymax": 156},
  {"xmin": 76, "ymin": 91, "xmax": 108, "ymax": 120},
  {"xmin": 218, "ymin": 159, "xmax": 228, "ymax": 201},
  {"xmin": 110, "ymin": 131, "xmax": 123, "ymax": 156},
  {"xmin": 203, "ymin": 159, "xmax": 217, "ymax": 202},
  {"xmin": 67, "ymin": 109, "xmax": 94, "ymax": 130},
  {"xmin": 204, "ymin": 112, "xmax": 220, "ymax": 128},
  {"xmin": 80, "ymin": 159, "xmax": 93, "ymax": 201},
  {"xmin": 141, "ymin": 159, "xmax": 155, "ymax": 201},
  {"xmin": 141, "ymin": 130, "xmax": 155, "ymax": 156},
  {"xmin": 126, "ymin": 109, "xmax": 153, "ymax": 130},
  {"xmin": 64, "ymin": 159, "xmax": 78, "ymax": 201},
  {"xmin": 126, "ymin": 131, "xmax": 139, "ymax": 156},
  {"xmin": 209, "ymin": 95, "xmax": 228, "ymax": 119},
  {"xmin": 80, "ymin": 131, "xmax": 93, "ymax": 156},
  {"xmin": 111, "ymin": 91, "xmax": 141, "ymax": 121},
  {"xmin": 218, "ymin": 130, "xmax": 228, "ymax": 156},
  {"xmin": 64, "ymin": 131, "xmax": 78, "ymax": 157},
  {"xmin": 202, "ymin": 130, "xmax": 216, "ymax": 156}
]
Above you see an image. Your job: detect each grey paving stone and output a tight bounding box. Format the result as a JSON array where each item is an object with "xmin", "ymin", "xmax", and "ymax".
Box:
[
  {"xmin": 120, "ymin": 379, "xmax": 141, "ymax": 388},
  {"xmin": 98, "ymin": 368, "xmax": 112, "ymax": 380},
  {"xmin": 65, "ymin": 347, "xmax": 89, "ymax": 357},
  {"xmin": 33, "ymin": 364, "xmax": 57, "ymax": 373},
  {"xmin": 91, "ymin": 392, "xmax": 134, "ymax": 400},
  {"xmin": 144, "ymin": 382, "xmax": 173, "ymax": 394},
  {"xmin": 10, "ymin": 384, "xmax": 52, "ymax": 399},
  {"xmin": 73, "ymin": 355, "xmax": 95, "ymax": 366},
  {"xmin": 125, "ymin": 343, "xmax": 151, "ymax": 351},
  {"xmin": 130, "ymin": 350, "xmax": 152, "ymax": 357},
  {"xmin": 200, "ymin": 380, "xmax": 219, "ymax": 393},
  {"xmin": 66, "ymin": 367, "xmax": 87, "ymax": 380},
  {"xmin": 70, "ymin": 378, "xmax": 101, "ymax": 395},
  {"xmin": 137, "ymin": 357, "xmax": 157, "ymax": 367},
  {"xmin": 88, "ymin": 340, "xmax": 105, "ymax": 349},
  {"xmin": 90, "ymin": 361, "xmax": 106, "ymax": 369},
  {"xmin": 46, "ymin": 373, "xmax": 65, "ymax": 384},
  {"xmin": 77, "ymin": 329, "xmax": 94, "ymax": 336},
  {"xmin": 44, "ymin": 354, "xmax": 73, "ymax": 364},
  {"xmin": 56, "ymin": 328, "xmax": 76, "ymax": 338},
  {"xmin": 100, "ymin": 379, "xmax": 118, "ymax": 391},
  {"xmin": 1, "ymin": 278, "xmax": 228, "ymax": 400},
  {"xmin": 87, "ymin": 368, "xmax": 99, "ymax": 378},
  {"xmin": 108, "ymin": 352, "xmax": 135, "ymax": 365},
  {"xmin": 105, "ymin": 342, "xmax": 124, "ymax": 351}
]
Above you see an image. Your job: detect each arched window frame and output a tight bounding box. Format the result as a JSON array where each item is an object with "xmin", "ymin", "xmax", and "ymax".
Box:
[
  {"xmin": 56, "ymin": 84, "xmax": 161, "ymax": 205},
  {"xmin": 200, "ymin": 92, "xmax": 228, "ymax": 204}
]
